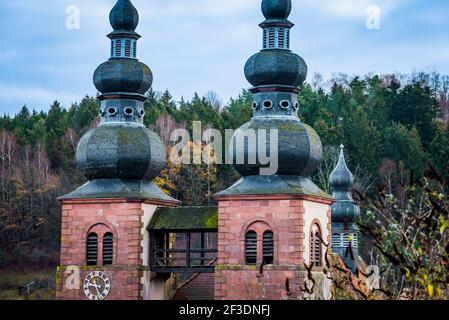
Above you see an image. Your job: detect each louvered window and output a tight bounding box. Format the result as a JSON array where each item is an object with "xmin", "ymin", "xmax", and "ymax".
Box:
[
  {"xmin": 278, "ymin": 28, "xmax": 285, "ymax": 48},
  {"xmin": 286, "ymin": 29, "xmax": 290, "ymax": 48},
  {"xmin": 352, "ymin": 233, "xmax": 358, "ymax": 248},
  {"xmin": 343, "ymin": 233, "xmax": 358, "ymax": 248},
  {"xmin": 268, "ymin": 28, "xmax": 275, "ymax": 48},
  {"xmin": 263, "ymin": 29, "xmax": 268, "ymax": 49},
  {"xmin": 103, "ymin": 233, "xmax": 113, "ymax": 265},
  {"xmin": 245, "ymin": 231, "xmax": 257, "ymax": 265},
  {"xmin": 133, "ymin": 41, "xmax": 137, "ymax": 58},
  {"xmin": 115, "ymin": 40, "xmax": 122, "ymax": 57},
  {"xmin": 310, "ymin": 224, "xmax": 322, "ymax": 267},
  {"xmin": 125, "ymin": 40, "xmax": 131, "ymax": 57},
  {"xmin": 86, "ymin": 233, "xmax": 98, "ymax": 266},
  {"xmin": 332, "ymin": 233, "xmax": 342, "ymax": 248},
  {"xmin": 263, "ymin": 231, "xmax": 274, "ymax": 264}
]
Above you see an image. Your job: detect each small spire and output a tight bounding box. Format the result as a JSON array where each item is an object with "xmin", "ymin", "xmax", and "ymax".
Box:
[{"xmin": 329, "ymin": 144, "xmax": 354, "ymax": 193}]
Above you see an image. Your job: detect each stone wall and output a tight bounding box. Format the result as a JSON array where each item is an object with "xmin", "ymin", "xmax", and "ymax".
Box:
[
  {"xmin": 215, "ymin": 196, "xmax": 332, "ymax": 300},
  {"xmin": 56, "ymin": 199, "xmax": 160, "ymax": 300}
]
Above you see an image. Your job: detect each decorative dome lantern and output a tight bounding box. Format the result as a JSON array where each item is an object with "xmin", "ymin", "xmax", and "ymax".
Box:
[
  {"xmin": 62, "ymin": 0, "xmax": 175, "ymax": 202},
  {"xmin": 217, "ymin": 0, "xmax": 327, "ymax": 198},
  {"xmin": 329, "ymin": 145, "xmax": 360, "ymax": 273}
]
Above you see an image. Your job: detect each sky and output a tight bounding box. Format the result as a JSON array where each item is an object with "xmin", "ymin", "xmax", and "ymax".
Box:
[{"xmin": 0, "ymin": 0, "xmax": 448, "ymax": 115}]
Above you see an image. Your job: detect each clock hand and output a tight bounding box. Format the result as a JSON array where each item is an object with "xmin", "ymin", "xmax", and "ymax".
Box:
[{"xmin": 92, "ymin": 278, "xmax": 101, "ymax": 297}]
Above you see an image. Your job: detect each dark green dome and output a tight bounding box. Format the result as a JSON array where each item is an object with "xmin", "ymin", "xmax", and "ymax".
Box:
[
  {"xmin": 245, "ymin": 50, "xmax": 307, "ymax": 87},
  {"xmin": 76, "ymin": 124, "xmax": 166, "ymax": 181},
  {"xmin": 329, "ymin": 146, "xmax": 354, "ymax": 192},
  {"xmin": 231, "ymin": 117, "xmax": 322, "ymax": 177},
  {"xmin": 110, "ymin": 0, "xmax": 139, "ymax": 31},
  {"xmin": 330, "ymin": 146, "xmax": 360, "ymax": 223},
  {"xmin": 262, "ymin": 0, "xmax": 292, "ymax": 19},
  {"xmin": 93, "ymin": 59, "xmax": 152, "ymax": 95}
]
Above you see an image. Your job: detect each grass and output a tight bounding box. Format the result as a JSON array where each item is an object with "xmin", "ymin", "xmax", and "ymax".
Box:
[{"xmin": 0, "ymin": 267, "xmax": 56, "ymax": 300}]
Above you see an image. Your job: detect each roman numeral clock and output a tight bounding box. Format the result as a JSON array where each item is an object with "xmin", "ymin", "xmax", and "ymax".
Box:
[{"xmin": 83, "ymin": 271, "xmax": 112, "ymax": 301}]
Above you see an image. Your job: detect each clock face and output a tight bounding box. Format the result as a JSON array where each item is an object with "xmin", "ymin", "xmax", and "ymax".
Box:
[{"xmin": 83, "ymin": 271, "xmax": 111, "ymax": 300}]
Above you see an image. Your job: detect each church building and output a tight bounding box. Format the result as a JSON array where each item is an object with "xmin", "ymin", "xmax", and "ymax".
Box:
[{"xmin": 56, "ymin": 0, "xmax": 360, "ymax": 300}]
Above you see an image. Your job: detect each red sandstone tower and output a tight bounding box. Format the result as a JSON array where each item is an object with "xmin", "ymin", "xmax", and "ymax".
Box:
[
  {"xmin": 214, "ymin": 0, "xmax": 333, "ymax": 300},
  {"xmin": 56, "ymin": 0, "xmax": 178, "ymax": 300}
]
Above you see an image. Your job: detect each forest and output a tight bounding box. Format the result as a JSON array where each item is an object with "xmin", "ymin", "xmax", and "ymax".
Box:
[{"xmin": 0, "ymin": 71, "xmax": 448, "ymax": 298}]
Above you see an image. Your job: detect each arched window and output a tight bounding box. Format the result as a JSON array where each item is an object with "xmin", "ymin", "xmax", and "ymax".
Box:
[
  {"xmin": 310, "ymin": 224, "xmax": 322, "ymax": 267},
  {"xmin": 86, "ymin": 233, "xmax": 98, "ymax": 266},
  {"xmin": 263, "ymin": 231, "xmax": 274, "ymax": 264},
  {"xmin": 103, "ymin": 233, "xmax": 114, "ymax": 265},
  {"xmin": 245, "ymin": 231, "xmax": 257, "ymax": 265}
]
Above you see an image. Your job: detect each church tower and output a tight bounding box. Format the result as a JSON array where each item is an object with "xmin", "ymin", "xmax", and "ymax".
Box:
[
  {"xmin": 214, "ymin": 0, "xmax": 333, "ymax": 300},
  {"xmin": 329, "ymin": 145, "xmax": 360, "ymax": 273},
  {"xmin": 56, "ymin": 0, "xmax": 179, "ymax": 300}
]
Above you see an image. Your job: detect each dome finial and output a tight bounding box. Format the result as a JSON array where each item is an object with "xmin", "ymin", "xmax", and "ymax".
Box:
[
  {"xmin": 262, "ymin": 0, "xmax": 292, "ymax": 20},
  {"xmin": 110, "ymin": 0, "xmax": 139, "ymax": 32}
]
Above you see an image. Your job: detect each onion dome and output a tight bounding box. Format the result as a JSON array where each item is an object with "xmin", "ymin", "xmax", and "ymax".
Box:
[
  {"xmin": 62, "ymin": 0, "xmax": 177, "ymax": 204},
  {"xmin": 232, "ymin": 118, "xmax": 322, "ymax": 177},
  {"xmin": 216, "ymin": 0, "xmax": 328, "ymax": 200},
  {"xmin": 93, "ymin": 0, "xmax": 152, "ymax": 100},
  {"xmin": 76, "ymin": 124, "xmax": 166, "ymax": 181},
  {"xmin": 329, "ymin": 145, "xmax": 360, "ymax": 223},
  {"xmin": 110, "ymin": 0, "xmax": 139, "ymax": 31},
  {"xmin": 330, "ymin": 145, "xmax": 360, "ymax": 273},
  {"xmin": 262, "ymin": 0, "xmax": 292, "ymax": 19},
  {"xmin": 245, "ymin": 50, "xmax": 307, "ymax": 87},
  {"xmin": 94, "ymin": 59, "xmax": 152, "ymax": 95},
  {"xmin": 244, "ymin": 0, "xmax": 307, "ymax": 89}
]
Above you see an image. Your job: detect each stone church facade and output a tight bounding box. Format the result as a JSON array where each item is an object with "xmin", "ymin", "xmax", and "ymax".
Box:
[{"xmin": 56, "ymin": 0, "xmax": 359, "ymax": 301}]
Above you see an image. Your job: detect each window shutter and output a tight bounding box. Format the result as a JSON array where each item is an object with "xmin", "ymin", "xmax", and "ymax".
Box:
[
  {"xmin": 263, "ymin": 231, "xmax": 274, "ymax": 264},
  {"xmin": 115, "ymin": 40, "xmax": 122, "ymax": 57},
  {"xmin": 245, "ymin": 231, "xmax": 257, "ymax": 265},
  {"xmin": 125, "ymin": 40, "xmax": 131, "ymax": 57},
  {"xmin": 103, "ymin": 233, "xmax": 113, "ymax": 265},
  {"xmin": 310, "ymin": 224, "xmax": 322, "ymax": 267},
  {"xmin": 268, "ymin": 28, "xmax": 275, "ymax": 48},
  {"xmin": 86, "ymin": 233, "xmax": 98, "ymax": 266},
  {"xmin": 278, "ymin": 28, "xmax": 285, "ymax": 48},
  {"xmin": 332, "ymin": 233, "xmax": 341, "ymax": 248}
]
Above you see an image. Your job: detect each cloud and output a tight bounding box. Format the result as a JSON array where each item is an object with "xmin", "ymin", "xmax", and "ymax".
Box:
[
  {"xmin": 1, "ymin": 0, "xmax": 448, "ymax": 113},
  {"xmin": 301, "ymin": 0, "xmax": 400, "ymax": 18},
  {"xmin": 0, "ymin": 83, "xmax": 81, "ymax": 114}
]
